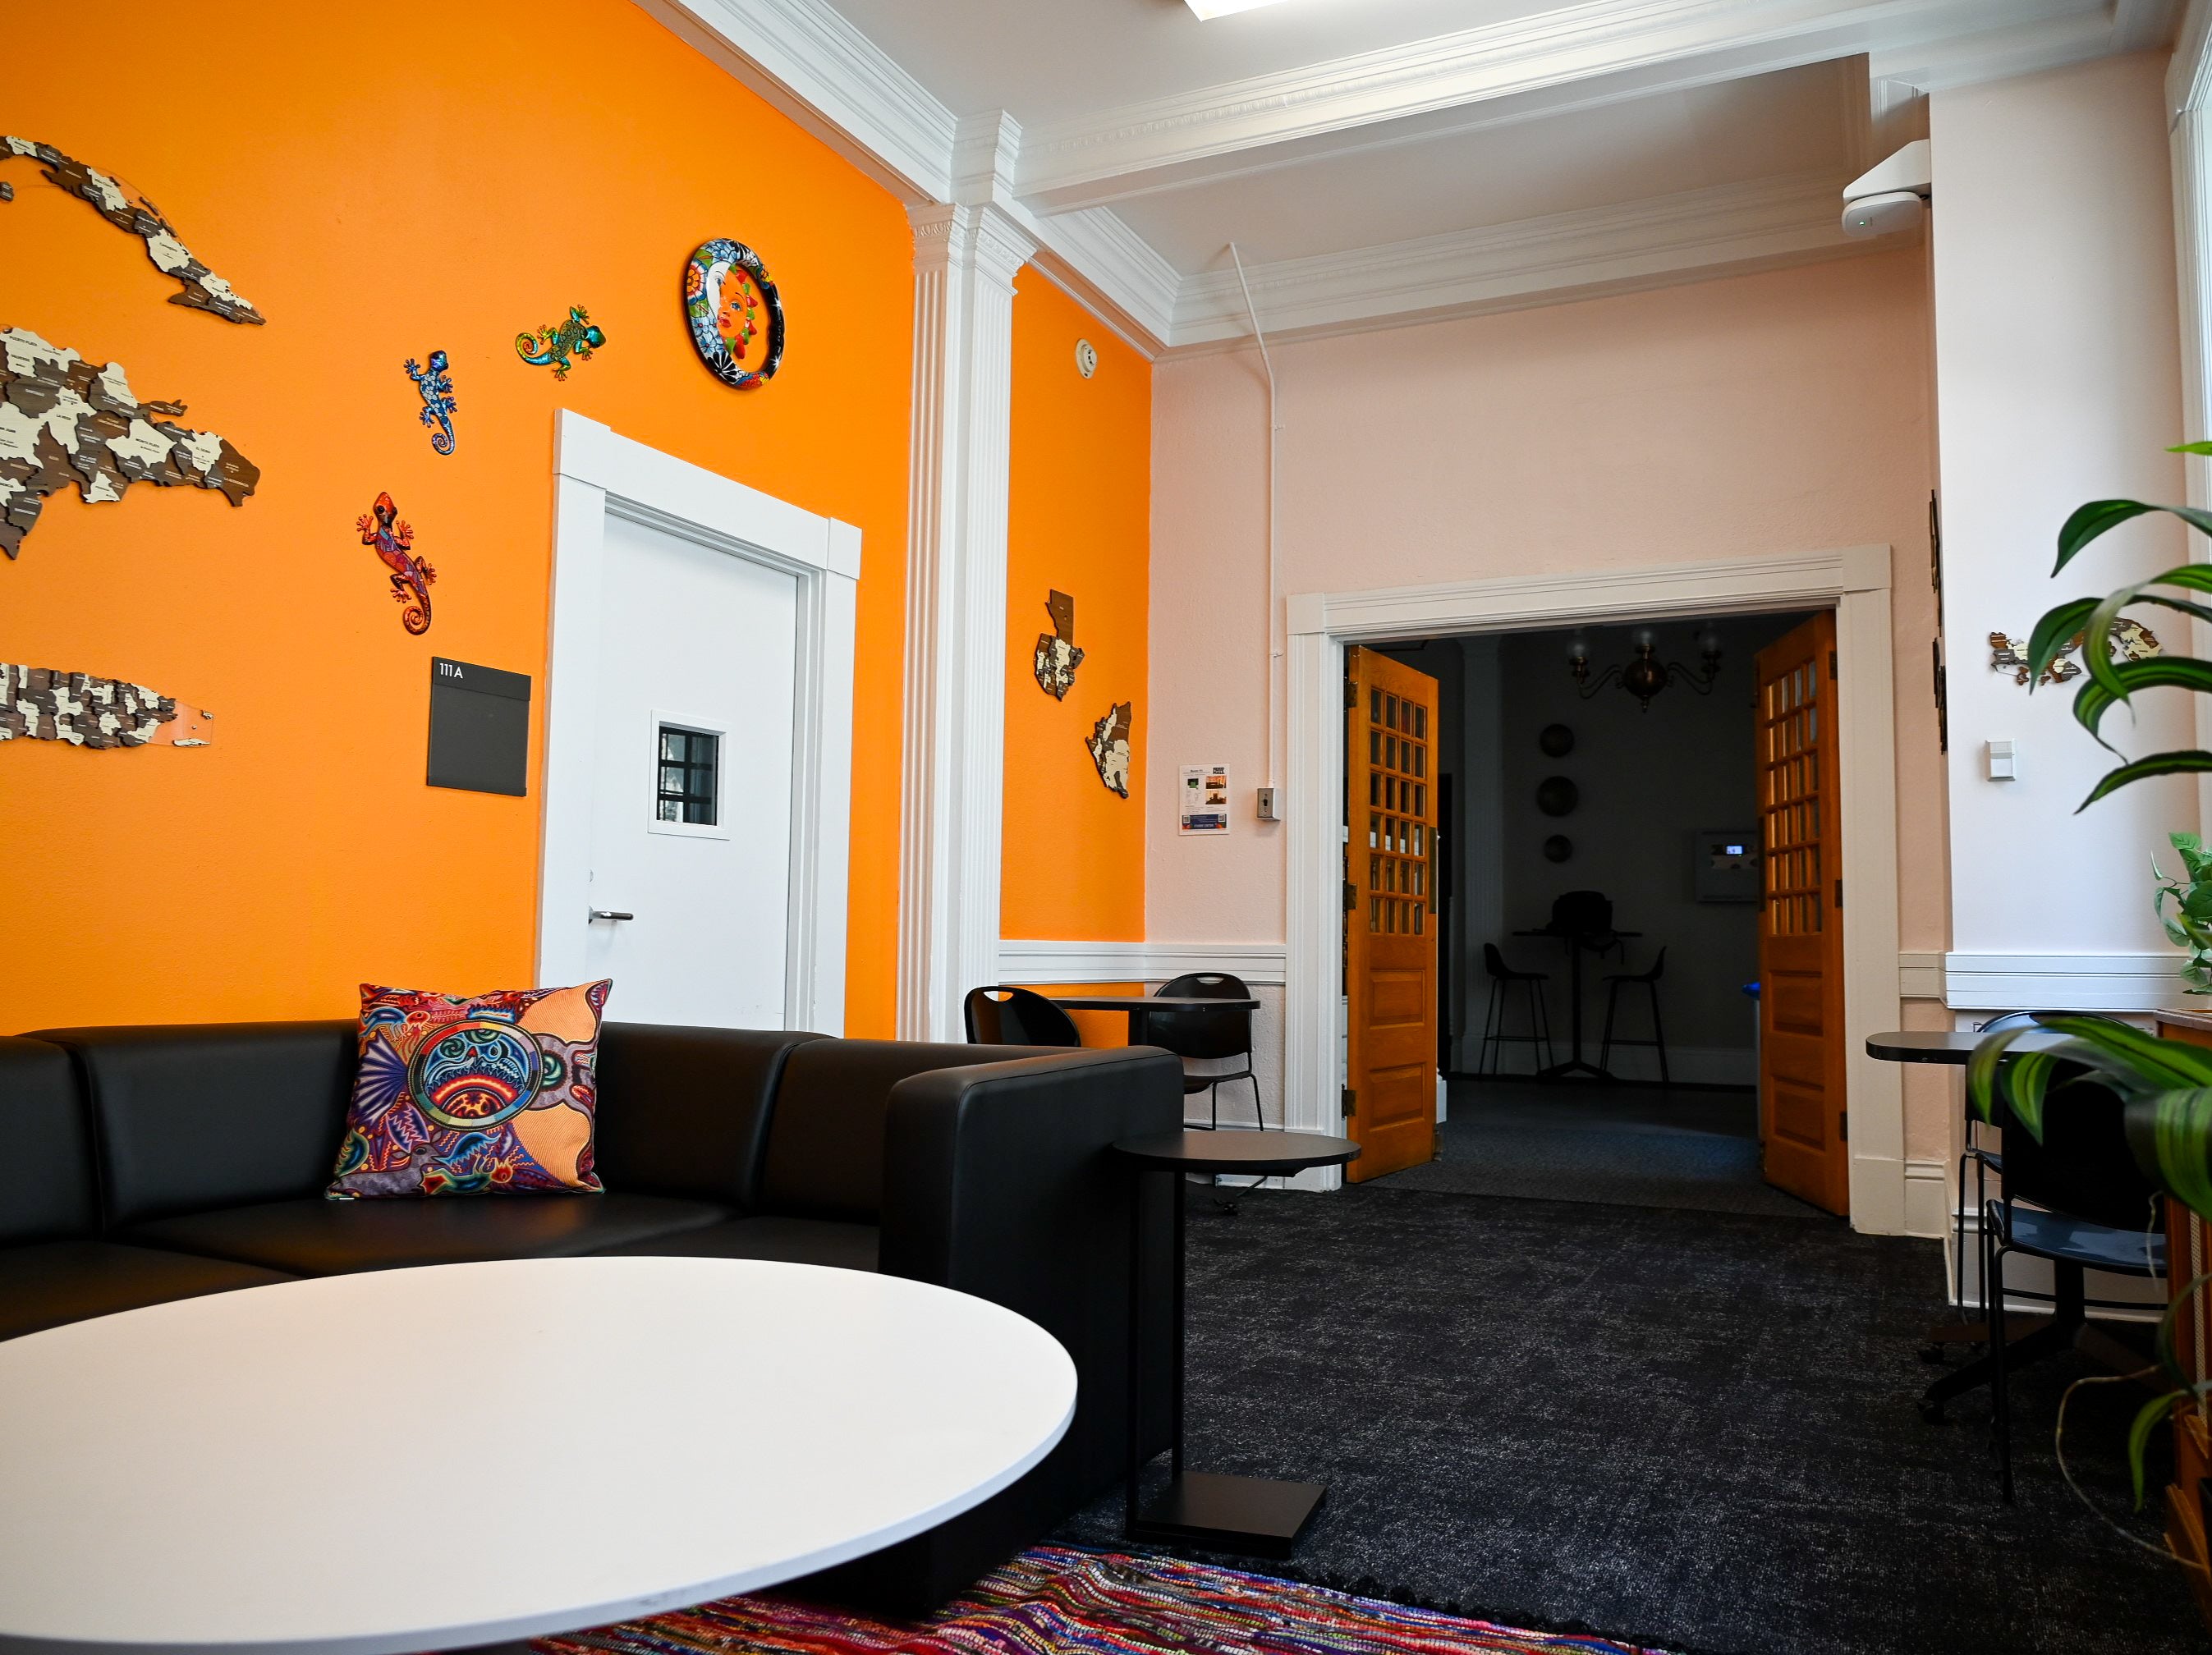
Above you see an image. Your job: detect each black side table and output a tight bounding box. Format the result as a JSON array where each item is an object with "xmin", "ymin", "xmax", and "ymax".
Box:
[{"xmin": 1110, "ymin": 1130, "xmax": 1360, "ymax": 1556}]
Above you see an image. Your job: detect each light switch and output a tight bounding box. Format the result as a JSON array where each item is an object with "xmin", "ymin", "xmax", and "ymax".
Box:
[{"xmin": 1987, "ymin": 738, "xmax": 2017, "ymax": 781}]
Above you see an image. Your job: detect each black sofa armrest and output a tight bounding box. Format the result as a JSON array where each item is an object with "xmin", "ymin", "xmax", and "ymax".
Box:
[{"xmin": 879, "ymin": 1047, "xmax": 1181, "ymax": 1500}]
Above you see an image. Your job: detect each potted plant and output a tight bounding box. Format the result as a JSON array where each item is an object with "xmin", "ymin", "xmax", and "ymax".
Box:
[{"xmin": 1969, "ymin": 449, "xmax": 2212, "ymax": 1515}]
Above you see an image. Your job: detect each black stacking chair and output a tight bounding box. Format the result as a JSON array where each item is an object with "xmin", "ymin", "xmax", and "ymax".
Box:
[
  {"xmin": 962, "ymin": 985, "xmax": 1081, "ymax": 1048},
  {"xmin": 1599, "ymin": 947, "xmax": 1669, "ymax": 1086},
  {"xmin": 1145, "ymin": 972, "xmax": 1260, "ymax": 1130},
  {"xmin": 1979, "ymin": 1067, "xmax": 2165, "ymax": 1501},
  {"xmin": 1551, "ymin": 889, "xmax": 1615, "ymax": 942},
  {"xmin": 1921, "ymin": 1011, "xmax": 2125, "ymax": 1363},
  {"xmin": 1480, "ymin": 942, "xmax": 1553, "ymax": 1076}
]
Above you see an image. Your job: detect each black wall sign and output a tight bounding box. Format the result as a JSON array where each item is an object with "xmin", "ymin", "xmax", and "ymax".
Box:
[{"xmin": 427, "ymin": 658, "xmax": 531, "ymax": 797}]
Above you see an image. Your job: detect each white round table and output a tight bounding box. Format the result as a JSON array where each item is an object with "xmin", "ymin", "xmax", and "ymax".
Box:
[{"xmin": 0, "ymin": 1257, "xmax": 1076, "ymax": 1654}]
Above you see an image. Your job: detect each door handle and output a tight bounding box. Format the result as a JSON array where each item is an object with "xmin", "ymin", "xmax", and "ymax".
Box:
[{"xmin": 590, "ymin": 910, "xmax": 635, "ymax": 923}]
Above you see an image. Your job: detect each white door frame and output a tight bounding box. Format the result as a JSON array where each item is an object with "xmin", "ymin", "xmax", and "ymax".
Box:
[
  {"xmin": 538, "ymin": 410, "xmax": 860, "ymax": 1034},
  {"xmin": 1283, "ymin": 544, "xmax": 1907, "ymax": 1233}
]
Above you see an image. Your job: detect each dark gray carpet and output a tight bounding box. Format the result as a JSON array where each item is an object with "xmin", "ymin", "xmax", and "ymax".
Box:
[
  {"xmin": 1056, "ymin": 1183, "xmax": 2201, "ymax": 1655},
  {"xmin": 1379, "ymin": 1082, "xmax": 1824, "ymax": 1220}
]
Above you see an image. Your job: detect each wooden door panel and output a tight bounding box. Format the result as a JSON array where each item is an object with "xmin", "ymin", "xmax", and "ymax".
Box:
[
  {"xmin": 1346, "ymin": 648, "xmax": 1440, "ymax": 1184},
  {"xmin": 1755, "ymin": 612, "xmax": 1849, "ymax": 1215}
]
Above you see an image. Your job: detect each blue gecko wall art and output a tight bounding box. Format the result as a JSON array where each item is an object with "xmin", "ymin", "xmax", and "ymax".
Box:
[
  {"xmin": 403, "ymin": 351, "xmax": 456, "ymax": 455},
  {"xmin": 514, "ymin": 306, "xmax": 604, "ymax": 380}
]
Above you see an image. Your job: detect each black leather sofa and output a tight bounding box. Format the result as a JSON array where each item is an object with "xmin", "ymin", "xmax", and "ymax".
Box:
[{"xmin": 0, "ymin": 1020, "xmax": 1181, "ymax": 1610}]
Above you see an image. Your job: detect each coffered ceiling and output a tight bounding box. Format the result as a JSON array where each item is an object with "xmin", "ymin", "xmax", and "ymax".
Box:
[{"xmin": 645, "ymin": 0, "xmax": 2177, "ymax": 352}]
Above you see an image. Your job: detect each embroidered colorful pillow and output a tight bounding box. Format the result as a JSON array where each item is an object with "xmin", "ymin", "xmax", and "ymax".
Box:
[{"xmin": 328, "ymin": 980, "xmax": 612, "ymax": 1199}]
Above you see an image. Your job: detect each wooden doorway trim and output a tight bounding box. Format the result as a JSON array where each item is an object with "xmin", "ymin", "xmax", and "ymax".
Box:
[{"xmin": 1280, "ymin": 547, "xmax": 1906, "ymax": 1234}]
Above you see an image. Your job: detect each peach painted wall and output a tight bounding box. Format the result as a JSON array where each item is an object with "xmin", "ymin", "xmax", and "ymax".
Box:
[
  {"xmin": 2, "ymin": 0, "xmax": 913, "ymax": 1034},
  {"xmin": 1147, "ymin": 248, "xmax": 1944, "ymax": 1146},
  {"xmin": 1002, "ymin": 271, "xmax": 1152, "ymax": 947}
]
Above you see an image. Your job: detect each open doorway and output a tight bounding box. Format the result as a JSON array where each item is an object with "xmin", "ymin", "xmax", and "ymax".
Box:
[{"xmin": 1361, "ymin": 609, "xmax": 1843, "ymax": 1220}]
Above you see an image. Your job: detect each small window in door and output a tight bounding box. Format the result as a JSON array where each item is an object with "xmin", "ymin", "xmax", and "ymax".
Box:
[{"xmin": 649, "ymin": 716, "xmax": 729, "ymax": 838}]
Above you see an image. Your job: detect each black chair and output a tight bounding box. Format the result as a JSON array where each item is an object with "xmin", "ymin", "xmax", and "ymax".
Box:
[
  {"xmin": 1144, "ymin": 973, "xmax": 1260, "ymax": 1130},
  {"xmin": 1922, "ymin": 1011, "xmax": 2125, "ymax": 1362},
  {"xmin": 1551, "ymin": 889, "xmax": 1615, "ymax": 941},
  {"xmin": 1977, "ymin": 1068, "xmax": 2166, "ymax": 1501},
  {"xmin": 1598, "ymin": 947, "xmax": 1668, "ymax": 1086},
  {"xmin": 962, "ymin": 986, "xmax": 1081, "ymax": 1048},
  {"xmin": 1479, "ymin": 943, "xmax": 1553, "ymax": 1076}
]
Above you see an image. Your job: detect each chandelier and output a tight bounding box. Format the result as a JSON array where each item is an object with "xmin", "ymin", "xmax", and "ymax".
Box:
[{"xmin": 1567, "ymin": 625, "xmax": 1723, "ymax": 713}]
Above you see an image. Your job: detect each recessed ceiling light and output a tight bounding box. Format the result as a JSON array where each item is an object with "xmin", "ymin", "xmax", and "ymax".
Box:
[{"xmin": 1185, "ymin": 0, "xmax": 1295, "ymax": 18}]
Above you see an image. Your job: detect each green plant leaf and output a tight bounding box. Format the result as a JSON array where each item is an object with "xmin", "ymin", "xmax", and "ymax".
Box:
[
  {"xmin": 2040, "ymin": 1015, "xmax": 2212, "ymax": 1088},
  {"xmin": 2070, "ymin": 659, "xmax": 2212, "ymax": 748},
  {"xmin": 2027, "ymin": 597, "xmax": 2099, "ymax": 685},
  {"xmin": 2057, "ymin": 501, "xmax": 2212, "ymax": 572},
  {"xmin": 2127, "ymin": 1389, "xmax": 2184, "ymax": 1509},
  {"xmin": 1966, "ymin": 1027, "xmax": 2040, "ymax": 1125},
  {"xmin": 2081, "ymin": 750, "xmax": 2212, "ymax": 810},
  {"xmin": 2141, "ymin": 1086, "xmax": 2212, "ymax": 1217},
  {"xmin": 2171, "ymin": 442, "xmax": 2212, "ymax": 455}
]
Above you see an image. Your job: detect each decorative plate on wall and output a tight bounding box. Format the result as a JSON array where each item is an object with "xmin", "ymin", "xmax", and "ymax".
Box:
[
  {"xmin": 1543, "ymin": 835, "xmax": 1572, "ymax": 863},
  {"xmin": 684, "ymin": 239, "xmax": 785, "ymax": 388},
  {"xmin": 1539, "ymin": 723, "xmax": 1575, "ymax": 757},
  {"xmin": 1535, "ymin": 776, "xmax": 1578, "ymax": 817}
]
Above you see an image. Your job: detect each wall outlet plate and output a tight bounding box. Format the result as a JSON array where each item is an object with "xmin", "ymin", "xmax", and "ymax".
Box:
[{"xmin": 1257, "ymin": 786, "xmax": 1278, "ymax": 820}]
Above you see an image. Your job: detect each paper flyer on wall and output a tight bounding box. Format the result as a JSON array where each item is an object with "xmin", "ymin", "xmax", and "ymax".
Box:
[{"xmin": 1179, "ymin": 763, "xmax": 1231, "ymax": 835}]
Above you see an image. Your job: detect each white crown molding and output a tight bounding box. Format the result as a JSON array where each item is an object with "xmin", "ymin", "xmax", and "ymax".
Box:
[
  {"xmin": 1013, "ymin": 207, "xmax": 1182, "ymax": 357},
  {"xmin": 639, "ymin": 0, "xmax": 956, "ymax": 200},
  {"xmin": 1016, "ymin": 0, "xmax": 2104, "ymax": 214},
  {"xmin": 1171, "ymin": 169, "xmax": 1872, "ymax": 349},
  {"xmin": 1870, "ymin": 1, "xmax": 2176, "ymax": 92},
  {"xmin": 996, "ymin": 939, "xmax": 1289, "ymax": 987}
]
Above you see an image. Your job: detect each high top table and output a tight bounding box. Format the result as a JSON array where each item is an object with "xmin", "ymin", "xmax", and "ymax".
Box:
[
  {"xmin": 0, "ymin": 1257, "xmax": 1076, "ymax": 1655},
  {"xmin": 1511, "ymin": 926, "xmax": 1641, "ymax": 1080},
  {"xmin": 1112, "ymin": 1130, "xmax": 1360, "ymax": 1557}
]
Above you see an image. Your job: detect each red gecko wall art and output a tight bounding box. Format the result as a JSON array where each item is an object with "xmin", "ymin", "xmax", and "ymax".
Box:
[{"xmin": 356, "ymin": 492, "xmax": 436, "ymax": 635}]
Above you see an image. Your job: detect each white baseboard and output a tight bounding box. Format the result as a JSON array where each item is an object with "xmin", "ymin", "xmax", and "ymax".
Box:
[{"xmin": 1903, "ymin": 1157, "xmax": 1948, "ymax": 1239}]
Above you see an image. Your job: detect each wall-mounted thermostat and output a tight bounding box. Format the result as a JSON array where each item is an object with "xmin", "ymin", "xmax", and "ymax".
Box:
[
  {"xmin": 1075, "ymin": 339, "xmax": 1099, "ymax": 379},
  {"xmin": 1695, "ymin": 829, "xmax": 1760, "ymax": 903}
]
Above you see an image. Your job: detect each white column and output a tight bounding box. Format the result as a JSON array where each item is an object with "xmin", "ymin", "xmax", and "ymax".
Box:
[{"xmin": 897, "ymin": 197, "xmax": 1035, "ymax": 1042}]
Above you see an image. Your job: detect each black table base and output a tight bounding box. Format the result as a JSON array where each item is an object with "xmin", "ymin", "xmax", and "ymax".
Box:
[
  {"xmin": 1116, "ymin": 1130, "xmax": 1359, "ymax": 1557},
  {"xmin": 1130, "ymin": 1470, "xmax": 1326, "ymax": 1556}
]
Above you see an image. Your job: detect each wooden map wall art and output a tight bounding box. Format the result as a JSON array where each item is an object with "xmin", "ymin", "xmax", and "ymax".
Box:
[
  {"xmin": 1033, "ymin": 589, "xmax": 1083, "ymax": 699},
  {"xmin": 1087, "ymin": 700, "xmax": 1133, "ymax": 799},
  {"xmin": 2, "ymin": 137, "xmax": 265, "ymax": 325},
  {"xmin": 0, "ymin": 328, "xmax": 259, "ymax": 559},
  {"xmin": 516, "ymin": 307, "xmax": 603, "ymax": 379},
  {"xmin": 1, "ymin": 663, "xmax": 213, "ymax": 749},
  {"xmin": 684, "ymin": 240, "xmax": 785, "ymax": 388},
  {"xmin": 357, "ymin": 492, "xmax": 436, "ymax": 635},
  {"xmin": 1989, "ymin": 618, "xmax": 2162, "ymax": 687}
]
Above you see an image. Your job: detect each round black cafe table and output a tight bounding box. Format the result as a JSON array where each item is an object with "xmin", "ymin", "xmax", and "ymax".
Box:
[{"xmin": 1110, "ymin": 1130, "xmax": 1359, "ymax": 1557}]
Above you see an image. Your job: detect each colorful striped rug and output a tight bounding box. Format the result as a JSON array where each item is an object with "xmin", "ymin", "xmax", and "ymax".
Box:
[{"xmin": 532, "ymin": 1544, "xmax": 1670, "ymax": 1655}]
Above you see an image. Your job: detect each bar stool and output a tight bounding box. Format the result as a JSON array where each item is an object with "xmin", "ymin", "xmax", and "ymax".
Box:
[
  {"xmin": 1599, "ymin": 947, "xmax": 1669, "ymax": 1085},
  {"xmin": 1479, "ymin": 942, "xmax": 1553, "ymax": 1075}
]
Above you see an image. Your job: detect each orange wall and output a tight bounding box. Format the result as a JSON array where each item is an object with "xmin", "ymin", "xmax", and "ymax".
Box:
[
  {"xmin": 2, "ymin": 0, "xmax": 912, "ymax": 1033},
  {"xmin": 1001, "ymin": 272, "xmax": 1151, "ymax": 945}
]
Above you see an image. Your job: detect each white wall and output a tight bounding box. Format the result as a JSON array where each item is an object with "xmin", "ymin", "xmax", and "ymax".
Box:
[{"xmin": 1932, "ymin": 53, "xmax": 2198, "ymax": 964}]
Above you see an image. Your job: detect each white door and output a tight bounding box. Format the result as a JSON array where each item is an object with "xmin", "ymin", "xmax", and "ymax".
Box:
[{"xmin": 580, "ymin": 510, "xmax": 799, "ymax": 1027}]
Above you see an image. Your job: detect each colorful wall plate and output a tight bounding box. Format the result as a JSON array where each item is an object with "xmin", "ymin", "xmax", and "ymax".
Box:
[{"xmin": 684, "ymin": 239, "xmax": 784, "ymax": 389}]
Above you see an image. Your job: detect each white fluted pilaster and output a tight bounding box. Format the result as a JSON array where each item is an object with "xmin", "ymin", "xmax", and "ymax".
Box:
[{"xmin": 896, "ymin": 198, "xmax": 1035, "ymax": 1041}]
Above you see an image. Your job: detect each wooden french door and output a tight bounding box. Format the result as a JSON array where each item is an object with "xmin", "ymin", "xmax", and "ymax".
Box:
[
  {"xmin": 1755, "ymin": 612, "xmax": 1850, "ymax": 1216},
  {"xmin": 1345, "ymin": 647, "xmax": 1439, "ymax": 1183}
]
